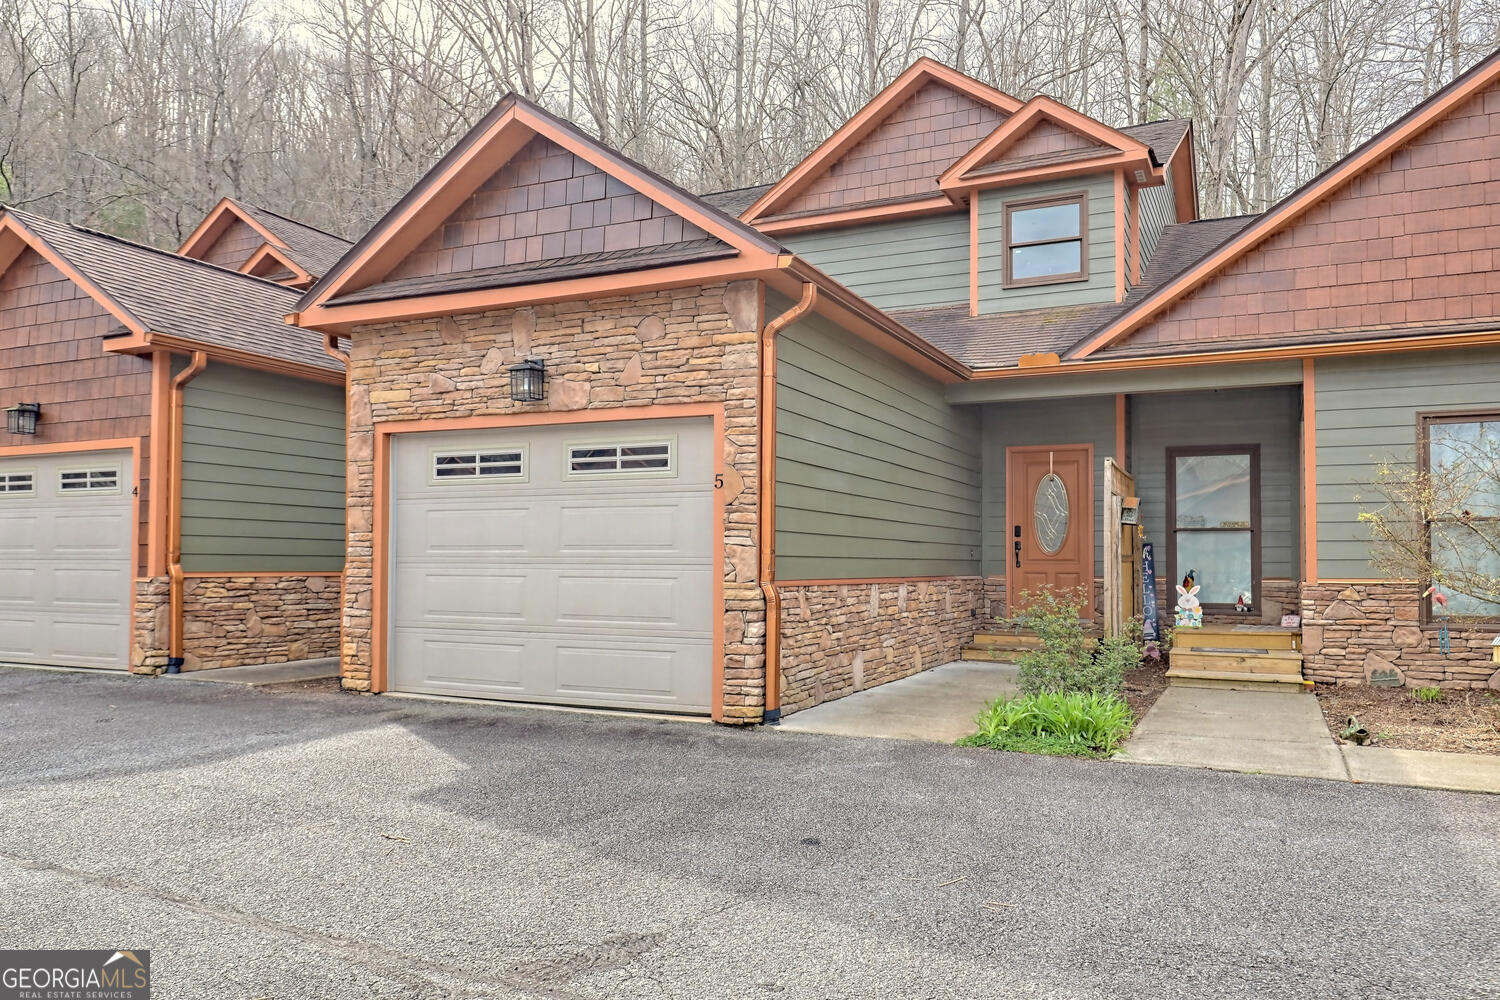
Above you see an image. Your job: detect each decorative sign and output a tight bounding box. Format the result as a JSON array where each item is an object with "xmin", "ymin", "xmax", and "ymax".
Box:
[
  {"xmin": 1281, "ymin": 614, "xmax": 1301, "ymax": 629},
  {"xmin": 1120, "ymin": 497, "xmax": 1140, "ymax": 525},
  {"xmin": 1142, "ymin": 542, "xmax": 1159, "ymax": 642}
]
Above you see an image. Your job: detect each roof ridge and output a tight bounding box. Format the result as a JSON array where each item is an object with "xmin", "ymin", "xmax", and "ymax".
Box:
[{"xmin": 229, "ymin": 198, "xmax": 353, "ymax": 243}]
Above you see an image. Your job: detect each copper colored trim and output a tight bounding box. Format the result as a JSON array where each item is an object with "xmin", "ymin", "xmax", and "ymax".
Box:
[{"xmin": 168, "ymin": 351, "xmax": 209, "ymax": 663}]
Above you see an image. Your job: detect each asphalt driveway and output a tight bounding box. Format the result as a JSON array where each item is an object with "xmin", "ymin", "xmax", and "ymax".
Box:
[{"xmin": 1, "ymin": 667, "xmax": 1496, "ymax": 999}]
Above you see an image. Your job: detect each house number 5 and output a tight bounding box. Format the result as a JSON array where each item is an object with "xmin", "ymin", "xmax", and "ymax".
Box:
[{"xmin": 714, "ymin": 474, "xmax": 724, "ymax": 489}]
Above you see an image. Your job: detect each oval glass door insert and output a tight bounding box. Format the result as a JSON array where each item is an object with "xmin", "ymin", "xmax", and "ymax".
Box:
[{"xmin": 1034, "ymin": 472, "xmax": 1069, "ymax": 555}]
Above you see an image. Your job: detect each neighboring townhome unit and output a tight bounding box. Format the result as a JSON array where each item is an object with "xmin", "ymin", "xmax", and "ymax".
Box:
[
  {"xmin": 178, "ymin": 197, "xmax": 353, "ymax": 288},
  {"xmin": 0, "ymin": 207, "xmax": 347, "ymax": 674}
]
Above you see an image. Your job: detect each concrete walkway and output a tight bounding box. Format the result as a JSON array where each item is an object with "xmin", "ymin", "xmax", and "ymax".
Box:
[
  {"xmin": 776, "ymin": 660, "xmax": 1018, "ymax": 742},
  {"xmin": 164, "ymin": 657, "xmax": 339, "ymax": 686},
  {"xmin": 1118, "ymin": 686, "xmax": 1347, "ymax": 779},
  {"xmin": 1119, "ymin": 685, "xmax": 1500, "ymax": 794}
]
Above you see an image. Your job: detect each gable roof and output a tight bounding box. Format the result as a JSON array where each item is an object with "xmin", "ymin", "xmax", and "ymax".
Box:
[
  {"xmin": 1, "ymin": 207, "xmax": 339, "ymax": 376},
  {"xmin": 1067, "ymin": 46, "xmax": 1500, "ymax": 359},
  {"xmin": 741, "ymin": 58, "xmax": 1023, "ymax": 228},
  {"xmin": 700, "ymin": 183, "xmax": 775, "ymax": 217},
  {"xmin": 179, "ymin": 197, "xmax": 352, "ymax": 282},
  {"xmin": 293, "ymin": 93, "xmax": 783, "ymax": 328},
  {"xmin": 939, "ymin": 94, "xmax": 1157, "ymax": 191}
]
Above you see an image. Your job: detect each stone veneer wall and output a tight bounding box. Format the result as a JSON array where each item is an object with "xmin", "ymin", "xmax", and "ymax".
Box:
[
  {"xmin": 1301, "ymin": 582, "xmax": 1500, "ymax": 689},
  {"xmin": 777, "ymin": 578, "xmax": 983, "ymax": 715},
  {"xmin": 341, "ymin": 280, "xmax": 766, "ymax": 720},
  {"xmin": 130, "ymin": 575, "xmax": 341, "ymax": 673},
  {"xmin": 980, "ymin": 577, "xmax": 1105, "ymax": 624}
]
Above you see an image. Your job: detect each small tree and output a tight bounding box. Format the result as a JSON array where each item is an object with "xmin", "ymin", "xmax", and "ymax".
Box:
[
  {"xmin": 1359, "ymin": 425, "xmax": 1500, "ymax": 615},
  {"xmin": 1006, "ymin": 585, "xmax": 1133, "ymax": 696}
]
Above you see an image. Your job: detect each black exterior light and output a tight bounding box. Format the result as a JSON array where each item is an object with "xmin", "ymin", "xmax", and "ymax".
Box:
[
  {"xmin": 508, "ymin": 358, "xmax": 545, "ymax": 402},
  {"xmin": 5, "ymin": 402, "xmax": 39, "ymax": 436}
]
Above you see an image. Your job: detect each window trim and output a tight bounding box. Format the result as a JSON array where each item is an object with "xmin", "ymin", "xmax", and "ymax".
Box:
[
  {"xmin": 0, "ymin": 470, "xmax": 36, "ymax": 497},
  {"xmin": 1001, "ymin": 191, "xmax": 1089, "ymax": 289},
  {"xmin": 1417, "ymin": 408, "xmax": 1500, "ymax": 623},
  {"xmin": 56, "ymin": 466, "xmax": 122, "ymax": 496},
  {"xmin": 1165, "ymin": 444, "xmax": 1262, "ymax": 613},
  {"xmin": 428, "ymin": 444, "xmax": 529, "ymax": 486},
  {"xmin": 564, "ymin": 436, "xmax": 677, "ymax": 480}
]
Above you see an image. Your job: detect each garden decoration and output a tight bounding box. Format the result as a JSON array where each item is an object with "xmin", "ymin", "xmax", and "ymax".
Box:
[
  {"xmin": 1424, "ymin": 584, "xmax": 1451, "ymax": 656},
  {"xmin": 1174, "ymin": 583, "xmax": 1203, "ymax": 630}
]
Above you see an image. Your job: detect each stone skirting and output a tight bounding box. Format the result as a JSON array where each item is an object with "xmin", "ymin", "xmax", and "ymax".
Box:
[
  {"xmin": 777, "ymin": 577, "xmax": 984, "ymax": 716},
  {"xmin": 128, "ymin": 574, "xmax": 341, "ymax": 674},
  {"xmin": 981, "ymin": 577, "xmax": 1103, "ymax": 624},
  {"xmin": 1301, "ymin": 582, "xmax": 1500, "ymax": 689}
]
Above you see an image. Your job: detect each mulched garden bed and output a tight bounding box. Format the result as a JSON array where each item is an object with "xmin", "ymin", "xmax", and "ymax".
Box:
[
  {"xmin": 1123, "ymin": 658, "xmax": 1169, "ymax": 721},
  {"xmin": 1315, "ymin": 685, "xmax": 1500, "ymax": 755}
]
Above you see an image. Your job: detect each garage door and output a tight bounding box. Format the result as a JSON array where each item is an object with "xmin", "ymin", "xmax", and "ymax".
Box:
[
  {"xmin": 390, "ymin": 417, "xmax": 714, "ymax": 712},
  {"xmin": 0, "ymin": 449, "xmax": 134, "ymax": 669}
]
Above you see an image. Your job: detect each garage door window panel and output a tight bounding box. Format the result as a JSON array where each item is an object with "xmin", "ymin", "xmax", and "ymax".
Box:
[
  {"xmin": 59, "ymin": 468, "xmax": 121, "ymax": 493},
  {"xmin": 567, "ymin": 439, "xmax": 675, "ymax": 478},
  {"xmin": 431, "ymin": 446, "xmax": 527, "ymax": 484},
  {"xmin": 0, "ymin": 472, "xmax": 34, "ymax": 495}
]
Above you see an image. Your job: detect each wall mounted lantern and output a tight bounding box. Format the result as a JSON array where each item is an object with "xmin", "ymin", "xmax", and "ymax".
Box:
[
  {"xmin": 508, "ymin": 359, "xmax": 545, "ymax": 402},
  {"xmin": 5, "ymin": 402, "xmax": 40, "ymax": 436}
]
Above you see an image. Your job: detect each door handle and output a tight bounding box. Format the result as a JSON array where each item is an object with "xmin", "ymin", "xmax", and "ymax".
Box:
[{"xmin": 1014, "ymin": 538, "xmax": 1022, "ymax": 568}]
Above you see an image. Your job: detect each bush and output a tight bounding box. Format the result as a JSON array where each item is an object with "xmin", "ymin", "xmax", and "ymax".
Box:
[
  {"xmin": 1005, "ymin": 585, "xmax": 1137, "ymax": 696},
  {"xmin": 959, "ymin": 691, "xmax": 1135, "ymax": 757}
]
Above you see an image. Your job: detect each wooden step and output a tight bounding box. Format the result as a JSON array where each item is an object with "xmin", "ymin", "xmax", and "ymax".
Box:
[
  {"xmin": 1175, "ymin": 625, "xmax": 1301, "ymax": 651},
  {"xmin": 1168, "ymin": 649, "xmax": 1304, "ymax": 676},
  {"xmin": 969, "ymin": 633, "xmax": 1043, "ymax": 651},
  {"xmin": 1165, "ymin": 668, "xmax": 1311, "ymax": 691},
  {"xmin": 961, "ymin": 645, "xmax": 1024, "ymax": 662}
]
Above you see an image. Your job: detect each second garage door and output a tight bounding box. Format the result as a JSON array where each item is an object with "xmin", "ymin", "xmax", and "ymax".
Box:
[
  {"xmin": 0, "ymin": 449, "xmax": 134, "ymax": 669},
  {"xmin": 389, "ymin": 416, "xmax": 714, "ymax": 712}
]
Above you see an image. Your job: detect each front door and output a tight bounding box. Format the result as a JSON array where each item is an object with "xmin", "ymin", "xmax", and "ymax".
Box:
[{"xmin": 1006, "ymin": 445, "xmax": 1094, "ymax": 617}]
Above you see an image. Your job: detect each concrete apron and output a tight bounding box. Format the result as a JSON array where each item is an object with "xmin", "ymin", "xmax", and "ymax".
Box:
[
  {"xmin": 164, "ymin": 657, "xmax": 340, "ymax": 687},
  {"xmin": 776, "ymin": 661, "xmax": 1019, "ymax": 743}
]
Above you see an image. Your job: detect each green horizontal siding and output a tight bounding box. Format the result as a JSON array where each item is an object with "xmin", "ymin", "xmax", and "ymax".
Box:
[
  {"xmin": 1316, "ymin": 348, "xmax": 1500, "ymax": 579},
  {"xmin": 785, "ymin": 212, "xmax": 970, "ymax": 311},
  {"xmin": 1131, "ymin": 387, "xmax": 1301, "ymax": 582},
  {"xmin": 976, "ymin": 174, "xmax": 1117, "ymax": 313},
  {"xmin": 775, "ymin": 300, "xmax": 981, "ymax": 580},
  {"xmin": 980, "ymin": 396, "xmax": 1118, "ymax": 577},
  {"xmin": 1137, "ymin": 171, "xmax": 1176, "ymax": 272},
  {"xmin": 180, "ymin": 364, "xmax": 346, "ymax": 572}
]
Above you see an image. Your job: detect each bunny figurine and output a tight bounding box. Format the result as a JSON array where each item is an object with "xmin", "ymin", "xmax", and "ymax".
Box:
[{"xmin": 1175, "ymin": 583, "xmax": 1203, "ymax": 629}]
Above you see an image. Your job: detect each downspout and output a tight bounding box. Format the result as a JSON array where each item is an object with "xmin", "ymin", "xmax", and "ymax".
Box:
[
  {"xmin": 759, "ymin": 281, "xmax": 818, "ymax": 723},
  {"xmin": 322, "ymin": 332, "xmax": 350, "ymax": 366},
  {"xmin": 165, "ymin": 351, "xmax": 208, "ymax": 674}
]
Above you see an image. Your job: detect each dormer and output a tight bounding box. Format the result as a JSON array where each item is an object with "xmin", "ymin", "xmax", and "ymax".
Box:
[
  {"xmin": 179, "ymin": 198, "xmax": 353, "ymax": 289},
  {"xmin": 738, "ymin": 59, "xmax": 1199, "ymax": 325}
]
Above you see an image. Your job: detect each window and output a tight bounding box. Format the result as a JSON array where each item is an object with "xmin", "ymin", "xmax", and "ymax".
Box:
[
  {"xmin": 1422, "ymin": 411, "xmax": 1500, "ymax": 619},
  {"xmin": 568, "ymin": 441, "xmax": 673, "ymax": 476},
  {"xmin": 0, "ymin": 471, "xmax": 34, "ymax": 495},
  {"xmin": 432, "ymin": 448, "xmax": 525, "ymax": 482},
  {"xmin": 59, "ymin": 468, "xmax": 119, "ymax": 492},
  {"xmin": 1003, "ymin": 194, "xmax": 1087, "ymax": 287},
  {"xmin": 1167, "ymin": 446, "xmax": 1260, "ymax": 610}
]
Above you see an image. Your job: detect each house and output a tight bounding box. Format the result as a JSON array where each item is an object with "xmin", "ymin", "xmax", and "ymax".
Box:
[
  {"xmin": 271, "ymin": 47, "xmax": 1500, "ymax": 721},
  {"xmin": 0, "ymin": 206, "xmax": 347, "ymax": 674},
  {"xmin": 178, "ymin": 197, "xmax": 354, "ymax": 288}
]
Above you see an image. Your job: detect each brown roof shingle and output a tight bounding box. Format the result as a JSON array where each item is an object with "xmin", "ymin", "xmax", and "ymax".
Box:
[
  {"xmin": 9, "ymin": 208, "xmax": 338, "ymax": 373},
  {"xmin": 231, "ymin": 201, "xmax": 353, "ymax": 278}
]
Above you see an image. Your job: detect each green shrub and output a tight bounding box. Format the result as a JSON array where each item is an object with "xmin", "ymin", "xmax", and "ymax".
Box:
[
  {"xmin": 1007, "ymin": 585, "xmax": 1137, "ymax": 696},
  {"xmin": 959, "ymin": 691, "xmax": 1135, "ymax": 757},
  {"xmin": 1413, "ymin": 686, "xmax": 1444, "ymax": 704}
]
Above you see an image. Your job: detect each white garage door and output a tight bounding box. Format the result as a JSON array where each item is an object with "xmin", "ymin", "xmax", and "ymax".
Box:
[
  {"xmin": 0, "ymin": 449, "xmax": 134, "ymax": 669},
  {"xmin": 390, "ymin": 417, "xmax": 714, "ymax": 712}
]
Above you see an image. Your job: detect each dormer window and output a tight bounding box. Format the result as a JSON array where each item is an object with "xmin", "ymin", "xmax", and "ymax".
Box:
[{"xmin": 1002, "ymin": 193, "xmax": 1087, "ymax": 287}]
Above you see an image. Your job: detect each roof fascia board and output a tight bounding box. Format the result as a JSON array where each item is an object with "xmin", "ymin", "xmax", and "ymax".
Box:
[
  {"xmin": 742, "ymin": 58, "xmax": 1023, "ymax": 224},
  {"xmin": 293, "ymin": 252, "xmax": 779, "ymax": 331},
  {"xmin": 241, "ymin": 242, "xmax": 314, "ymax": 286},
  {"xmin": 944, "ymin": 357, "xmax": 1303, "ymax": 403},
  {"xmin": 178, "ymin": 197, "xmax": 283, "ymax": 259},
  {"xmin": 104, "ymin": 331, "xmax": 345, "ymax": 384},
  {"xmin": 939, "ymin": 96, "xmax": 1152, "ymax": 188},
  {"xmin": 754, "ymin": 194, "xmax": 958, "ymax": 235},
  {"xmin": 1165, "ymin": 127, "xmax": 1199, "ymax": 222},
  {"xmin": 1068, "ymin": 48, "xmax": 1500, "ymax": 360},
  {"xmin": 1, "ymin": 215, "xmax": 147, "ymax": 336}
]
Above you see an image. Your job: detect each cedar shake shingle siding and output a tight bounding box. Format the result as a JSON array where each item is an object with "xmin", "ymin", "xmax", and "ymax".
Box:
[
  {"xmin": 1109, "ymin": 77, "xmax": 1500, "ymax": 354},
  {"xmin": 775, "ymin": 81, "xmax": 1007, "ymax": 217},
  {"xmin": 197, "ymin": 218, "xmax": 266, "ymax": 270},
  {"xmin": 972, "ymin": 118, "xmax": 1108, "ymax": 175},
  {"xmin": 385, "ymin": 135, "xmax": 717, "ymax": 282},
  {"xmin": 0, "ymin": 246, "xmax": 153, "ymax": 574}
]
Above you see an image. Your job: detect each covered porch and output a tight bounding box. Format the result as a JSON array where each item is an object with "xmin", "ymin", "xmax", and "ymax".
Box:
[{"xmin": 947, "ymin": 359, "xmax": 1311, "ymax": 687}]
